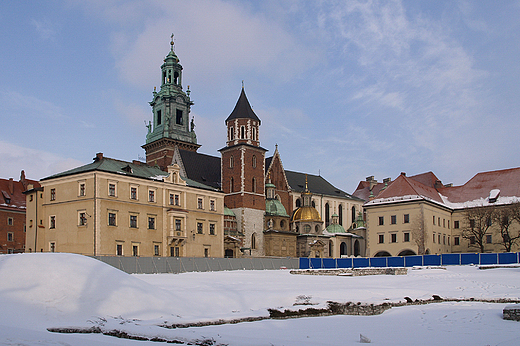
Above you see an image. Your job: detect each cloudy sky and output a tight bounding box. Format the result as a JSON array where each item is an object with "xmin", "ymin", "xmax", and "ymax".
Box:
[{"xmin": 1, "ymin": 1, "xmax": 519, "ymax": 193}]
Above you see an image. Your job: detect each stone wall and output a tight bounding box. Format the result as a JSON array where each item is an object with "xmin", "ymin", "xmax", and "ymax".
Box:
[
  {"xmin": 290, "ymin": 267, "xmax": 408, "ymax": 276},
  {"xmin": 503, "ymin": 304, "xmax": 520, "ymax": 321}
]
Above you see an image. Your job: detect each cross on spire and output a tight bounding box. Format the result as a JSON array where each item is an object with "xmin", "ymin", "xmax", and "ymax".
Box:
[{"xmin": 170, "ymin": 33, "xmax": 175, "ymax": 51}]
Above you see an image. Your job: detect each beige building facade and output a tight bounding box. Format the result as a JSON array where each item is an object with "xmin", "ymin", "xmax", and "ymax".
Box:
[
  {"xmin": 25, "ymin": 155, "xmax": 224, "ymax": 257},
  {"xmin": 356, "ymin": 169, "xmax": 520, "ymax": 257}
]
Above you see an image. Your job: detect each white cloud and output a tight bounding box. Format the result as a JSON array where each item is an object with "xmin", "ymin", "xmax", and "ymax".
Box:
[
  {"xmin": 0, "ymin": 90, "xmax": 64, "ymax": 120},
  {"xmin": 31, "ymin": 18, "xmax": 57, "ymax": 41},
  {"xmin": 0, "ymin": 141, "xmax": 83, "ymax": 181}
]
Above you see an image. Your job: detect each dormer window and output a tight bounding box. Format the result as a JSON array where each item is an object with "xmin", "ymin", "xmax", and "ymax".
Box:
[{"xmin": 489, "ymin": 189, "xmax": 500, "ymax": 203}]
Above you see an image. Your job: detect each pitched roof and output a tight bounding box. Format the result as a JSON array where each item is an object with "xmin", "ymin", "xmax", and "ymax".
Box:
[
  {"xmin": 0, "ymin": 173, "xmax": 39, "ymax": 211},
  {"xmin": 352, "ymin": 181, "xmax": 388, "ymax": 201},
  {"xmin": 438, "ymin": 167, "xmax": 520, "ymax": 203},
  {"xmin": 285, "ymin": 170, "xmax": 362, "ymax": 201},
  {"xmin": 41, "ymin": 155, "xmax": 219, "ymax": 191},
  {"xmin": 408, "ymin": 171, "xmax": 441, "ymax": 188},
  {"xmin": 225, "ymin": 88, "xmax": 260, "ymax": 123},
  {"xmin": 372, "ymin": 173, "xmax": 443, "ymax": 204},
  {"xmin": 177, "ymin": 149, "xmax": 221, "ymax": 189}
]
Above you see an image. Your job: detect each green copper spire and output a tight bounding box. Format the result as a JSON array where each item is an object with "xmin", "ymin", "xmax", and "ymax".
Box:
[{"xmin": 145, "ymin": 35, "xmax": 197, "ymax": 149}]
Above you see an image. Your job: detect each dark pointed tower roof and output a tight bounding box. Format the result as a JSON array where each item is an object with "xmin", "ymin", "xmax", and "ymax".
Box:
[{"xmin": 225, "ymin": 87, "xmax": 261, "ymax": 123}]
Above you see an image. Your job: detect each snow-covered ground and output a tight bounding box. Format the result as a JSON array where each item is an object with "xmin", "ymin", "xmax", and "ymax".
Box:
[{"xmin": 1, "ymin": 253, "xmax": 519, "ymax": 345}]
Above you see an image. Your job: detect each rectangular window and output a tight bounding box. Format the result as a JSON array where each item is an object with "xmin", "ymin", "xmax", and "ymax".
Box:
[
  {"xmin": 443, "ymin": 219, "xmax": 446, "ymax": 228},
  {"xmin": 108, "ymin": 213, "xmax": 117, "ymax": 226},
  {"xmin": 486, "ymin": 234, "xmax": 492, "ymax": 244},
  {"xmin": 209, "ymin": 223, "xmax": 215, "ymax": 235},
  {"xmin": 438, "ymin": 234, "xmax": 441, "ymax": 244},
  {"xmin": 148, "ymin": 216, "xmax": 155, "ymax": 230},
  {"xmin": 454, "ymin": 237, "xmax": 460, "ymax": 245},
  {"xmin": 170, "ymin": 193, "xmax": 174, "ymax": 205},
  {"xmin": 175, "ymin": 194, "xmax": 180, "ymax": 206},
  {"xmin": 170, "ymin": 247, "xmax": 180, "ymax": 257},
  {"xmin": 378, "ymin": 216, "xmax": 384, "ymax": 226},
  {"xmin": 7, "ymin": 232, "xmax": 14, "ymax": 242},
  {"xmin": 50, "ymin": 242, "xmax": 56, "ymax": 253},
  {"xmin": 79, "ymin": 183, "xmax": 86, "ymax": 196},
  {"xmin": 443, "ymin": 235, "xmax": 446, "ymax": 245},
  {"xmin": 197, "ymin": 222, "xmax": 203, "ymax": 234},
  {"xmin": 130, "ymin": 215, "xmax": 138, "ymax": 228},
  {"xmin": 448, "ymin": 236, "xmax": 450, "ymax": 245},
  {"xmin": 50, "ymin": 188, "xmax": 56, "ymax": 201},
  {"xmin": 109, "ymin": 183, "xmax": 116, "ymax": 197},
  {"xmin": 154, "ymin": 244, "xmax": 160, "ymax": 256},
  {"xmin": 469, "ymin": 236, "xmax": 476, "ymax": 244},
  {"xmin": 132, "ymin": 245, "xmax": 139, "ymax": 257},
  {"xmin": 49, "ymin": 216, "xmax": 56, "ymax": 229},
  {"xmin": 403, "ymin": 232, "xmax": 410, "ymax": 242},
  {"xmin": 79, "ymin": 212, "xmax": 87, "ymax": 226},
  {"xmin": 117, "ymin": 244, "xmax": 123, "ymax": 256},
  {"xmin": 433, "ymin": 233, "xmax": 436, "ymax": 243},
  {"xmin": 175, "ymin": 219, "xmax": 181, "ymax": 231},
  {"xmin": 454, "ymin": 220, "xmax": 459, "ymax": 229},
  {"xmin": 204, "ymin": 248, "xmax": 209, "ymax": 258},
  {"xmin": 148, "ymin": 190, "xmax": 155, "ymax": 202},
  {"xmin": 403, "ymin": 214, "xmax": 409, "ymax": 223},
  {"xmin": 438, "ymin": 217, "xmax": 441, "ymax": 226},
  {"xmin": 391, "ymin": 233, "xmax": 397, "ymax": 243},
  {"xmin": 378, "ymin": 234, "xmax": 384, "ymax": 244},
  {"xmin": 210, "ymin": 199, "xmax": 216, "ymax": 211},
  {"xmin": 198, "ymin": 198, "xmax": 203, "ymax": 209},
  {"xmin": 7, "ymin": 217, "xmax": 13, "ymax": 226},
  {"xmin": 391, "ymin": 215, "xmax": 396, "ymax": 225},
  {"xmin": 131, "ymin": 187, "xmax": 137, "ymax": 200}
]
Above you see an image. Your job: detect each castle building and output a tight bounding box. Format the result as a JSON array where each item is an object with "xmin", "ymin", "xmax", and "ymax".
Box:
[
  {"xmin": 25, "ymin": 37, "xmax": 365, "ymax": 258},
  {"xmin": 353, "ymin": 168, "xmax": 520, "ymax": 257},
  {"xmin": 0, "ymin": 171, "xmax": 38, "ymax": 254}
]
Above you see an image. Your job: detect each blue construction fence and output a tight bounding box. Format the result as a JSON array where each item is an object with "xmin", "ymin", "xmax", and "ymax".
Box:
[{"xmin": 300, "ymin": 252, "xmax": 520, "ymax": 269}]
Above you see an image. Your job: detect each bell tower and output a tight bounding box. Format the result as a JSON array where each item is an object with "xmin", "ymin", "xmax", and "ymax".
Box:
[
  {"xmin": 219, "ymin": 87, "xmax": 267, "ymax": 256},
  {"xmin": 143, "ymin": 34, "xmax": 200, "ymax": 170}
]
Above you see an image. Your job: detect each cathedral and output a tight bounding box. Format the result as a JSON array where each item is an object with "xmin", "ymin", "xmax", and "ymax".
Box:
[{"xmin": 142, "ymin": 38, "xmax": 366, "ymax": 258}]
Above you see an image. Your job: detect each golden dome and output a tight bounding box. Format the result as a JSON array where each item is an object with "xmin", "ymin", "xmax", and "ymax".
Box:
[{"xmin": 292, "ymin": 206, "xmax": 321, "ymax": 222}]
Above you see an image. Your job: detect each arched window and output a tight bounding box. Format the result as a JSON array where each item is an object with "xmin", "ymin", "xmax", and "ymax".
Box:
[
  {"xmin": 240, "ymin": 126, "xmax": 245, "ymax": 139},
  {"xmin": 280, "ymin": 220, "xmax": 285, "ymax": 228},
  {"xmin": 325, "ymin": 203, "xmax": 330, "ymax": 226},
  {"xmin": 174, "ymin": 71, "xmax": 179, "ymax": 84},
  {"xmin": 352, "ymin": 206, "xmax": 356, "ymax": 225},
  {"xmin": 338, "ymin": 204, "xmax": 343, "ymax": 225},
  {"xmin": 229, "ymin": 126, "xmax": 234, "ymax": 140},
  {"xmin": 340, "ymin": 242, "xmax": 348, "ymax": 256},
  {"xmin": 315, "ymin": 225, "xmax": 320, "ymax": 233},
  {"xmin": 252, "ymin": 178, "xmax": 256, "ymax": 193},
  {"xmin": 252, "ymin": 155, "xmax": 256, "ymax": 168},
  {"xmin": 229, "ymin": 155, "xmax": 234, "ymax": 168},
  {"xmin": 354, "ymin": 240, "xmax": 360, "ymax": 257},
  {"xmin": 252, "ymin": 127, "xmax": 257, "ymax": 141},
  {"xmin": 251, "ymin": 233, "xmax": 256, "ymax": 249},
  {"xmin": 230, "ymin": 177, "xmax": 234, "ymax": 192},
  {"xmin": 295, "ymin": 198, "xmax": 301, "ymax": 208},
  {"xmin": 311, "ymin": 200, "xmax": 316, "ymax": 208},
  {"xmin": 329, "ymin": 241, "xmax": 333, "ymax": 257}
]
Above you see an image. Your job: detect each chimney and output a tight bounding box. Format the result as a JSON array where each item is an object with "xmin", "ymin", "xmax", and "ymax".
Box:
[
  {"xmin": 434, "ymin": 180, "xmax": 443, "ymax": 190},
  {"xmin": 383, "ymin": 177, "xmax": 391, "ymax": 184},
  {"xmin": 366, "ymin": 176, "xmax": 378, "ymax": 190},
  {"xmin": 8, "ymin": 178, "xmax": 14, "ymax": 195},
  {"xmin": 400, "ymin": 172, "xmax": 406, "ymax": 176},
  {"xmin": 94, "ymin": 152, "xmax": 104, "ymax": 162},
  {"xmin": 20, "ymin": 170, "xmax": 27, "ymax": 190}
]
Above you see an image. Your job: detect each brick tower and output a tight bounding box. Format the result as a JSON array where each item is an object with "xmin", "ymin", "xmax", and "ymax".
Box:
[
  {"xmin": 142, "ymin": 35, "xmax": 199, "ymax": 170},
  {"xmin": 219, "ymin": 87, "xmax": 267, "ymax": 256}
]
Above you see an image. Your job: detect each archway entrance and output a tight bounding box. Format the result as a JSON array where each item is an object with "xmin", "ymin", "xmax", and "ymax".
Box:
[
  {"xmin": 374, "ymin": 251, "xmax": 391, "ymax": 257},
  {"xmin": 340, "ymin": 242, "xmax": 348, "ymax": 257},
  {"xmin": 354, "ymin": 240, "xmax": 360, "ymax": 257},
  {"xmin": 398, "ymin": 249, "xmax": 417, "ymax": 256}
]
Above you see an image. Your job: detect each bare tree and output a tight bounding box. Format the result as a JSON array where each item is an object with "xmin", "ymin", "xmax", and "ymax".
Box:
[
  {"xmin": 461, "ymin": 205, "xmax": 494, "ymax": 253},
  {"xmin": 497, "ymin": 202, "xmax": 520, "ymax": 252},
  {"xmin": 411, "ymin": 205, "xmax": 427, "ymax": 255}
]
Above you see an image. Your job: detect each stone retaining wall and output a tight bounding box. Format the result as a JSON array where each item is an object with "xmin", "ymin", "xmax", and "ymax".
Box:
[
  {"xmin": 503, "ymin": 304, "xmax": 520, "ymax": 321},
  {"xmin": 290, "ymin": 267, "xmax": 408, "ymax": 276}
]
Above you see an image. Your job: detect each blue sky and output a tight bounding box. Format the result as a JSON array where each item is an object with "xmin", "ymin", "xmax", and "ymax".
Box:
[{"xmin": 1, "ymin": 0, "xmax": 519, "ymax": 193}]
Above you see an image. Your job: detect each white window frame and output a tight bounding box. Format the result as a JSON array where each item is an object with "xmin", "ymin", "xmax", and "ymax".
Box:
[
  {"xmin": 130, "ymin": 185, "xmax": 139, "ymax": 200},
  {"xmin": 49, "ymin": 215, "xmax": 56, "ymax": 229},
  {"xmin": 108, "ymin": 181, "xmax": 117, "ymax": 197},
  {"xmin": 78, "ymin": 180, "xmax": 86, "ymax": 197}
]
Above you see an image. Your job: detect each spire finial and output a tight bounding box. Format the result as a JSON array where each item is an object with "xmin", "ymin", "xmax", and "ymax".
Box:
[
  {"xmin": 242, "ymin": 80, "xmax": 244, "ymax": 89},
  {"xmin": 170, "ymin": 33, "xmax": 174, "ymax": 51},
  {"xmin": 305, "ymin": 174, "xmax": 308, "ymax": 190}
]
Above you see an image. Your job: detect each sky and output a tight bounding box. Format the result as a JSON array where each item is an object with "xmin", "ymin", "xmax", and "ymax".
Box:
[
  {"xmin": 1, "ymin": 1, "xmax": 520, "ymax": 193},
  {"xmin": 1, "ymin": 252, "xmax": 520, "ymax": 345}
]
